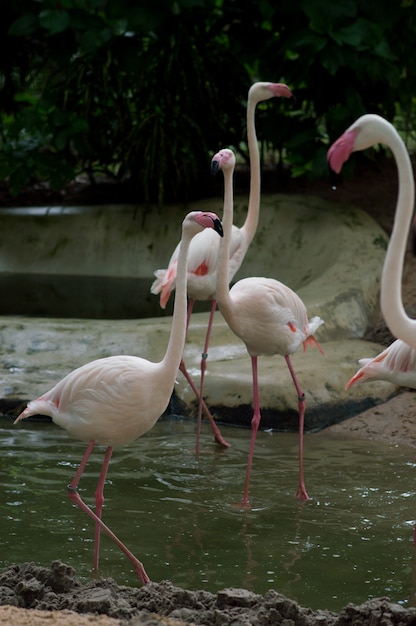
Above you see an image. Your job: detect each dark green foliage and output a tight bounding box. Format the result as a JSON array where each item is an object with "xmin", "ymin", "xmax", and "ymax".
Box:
[
  {"xmin": 254, "ymin": 0, "xmax": 415, "ymax": 177},
  {"xmin": 0, "ymin": 0, "xmax": 415, "ymax": 202}
]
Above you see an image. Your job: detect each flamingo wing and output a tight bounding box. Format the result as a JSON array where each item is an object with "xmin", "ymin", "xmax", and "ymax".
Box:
[
  {"xmin": 345, "ymin": 339, "xmax": 416, "ymax": 389},
  {"xmin": 152, "ymin": 224, "xmax": 246, "ymax": 306}
]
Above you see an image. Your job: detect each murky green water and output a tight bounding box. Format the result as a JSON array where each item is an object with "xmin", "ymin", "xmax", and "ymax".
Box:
[{"xmin": 1, "ymin": 416, "xmax": 416, "ymax": 612}]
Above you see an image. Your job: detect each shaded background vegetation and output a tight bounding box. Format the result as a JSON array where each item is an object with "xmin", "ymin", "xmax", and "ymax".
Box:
[{"xmin": 0, "ymin": 0, "xmax": 415, "ymax": 204}]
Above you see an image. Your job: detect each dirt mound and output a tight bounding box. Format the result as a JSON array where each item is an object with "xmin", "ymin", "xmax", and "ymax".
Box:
[{"xmin": 1, "ymin": 561, "xmax": 416, "ymax": 626}]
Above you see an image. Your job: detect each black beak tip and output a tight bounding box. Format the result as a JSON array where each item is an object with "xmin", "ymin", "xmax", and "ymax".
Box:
[
  {"xmin": 211, "ymin": 160, "xmax": 220, "ymax": 176},
  {"xmin": 214, "ymin": 218, "xmax": 224, "ymax": 237}
]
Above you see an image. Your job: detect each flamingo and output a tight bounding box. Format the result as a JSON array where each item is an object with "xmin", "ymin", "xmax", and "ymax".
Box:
[
  {"xmin": 13, "ymin": 210, "xmax": 223, "ymax": 584},
  {"xmin": 345, "ymin": 338, "xmax": 416, "ymax": 390},
  {"xmin": 151, "ymin": 82, "xmax": 293, "ymax": 452},
  {"xmin": 327, "ymin": 114, "xmax": 415, "ymax": 350},
  {"xmin": 327, "ymin": 117, "xmax": 416, "ymax": 387},
  {"xmin": 212, "ymin": 148, "xmax": 324, "ymax": 504}
]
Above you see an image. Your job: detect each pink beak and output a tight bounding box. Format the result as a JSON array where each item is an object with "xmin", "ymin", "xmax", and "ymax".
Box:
[{"xmin": 327, "ymin": 129, "xmax": 357, "ymax": 173}]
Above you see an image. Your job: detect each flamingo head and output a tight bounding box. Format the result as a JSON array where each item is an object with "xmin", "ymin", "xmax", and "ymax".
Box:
[
  {"xmin": 211, "ymin": 148, "xmax": 236, "ymax": 176},
  {"xmin": 249, "ymin": 81, "xmax": 293, "ymax": 104},
  {"xmin": 327, "ymin": 128, "xmax": 358, "ymax": 174},
  {"xmin": 186, "ymin": 211, "xmax": 223, "ymax": 238},
  {"xmin": 327, "ymin": 114, "xmax": 391, "ymax": 173}
]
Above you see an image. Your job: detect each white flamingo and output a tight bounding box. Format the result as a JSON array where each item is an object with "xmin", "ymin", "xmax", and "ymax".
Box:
[
  {"xmin": 14, "ymin": 210, "xmax": 223, "ymax": 584},
  {"xmin": 328, "ymin": 114, "xmax": 415, "ymax": 349},
  {"xmin": 212, "ymin": 148, "xmax": 324, "ymax": 505},
  {"xmin": 151, "ymin": 82, "xmax": 293, "ymax": 452}
]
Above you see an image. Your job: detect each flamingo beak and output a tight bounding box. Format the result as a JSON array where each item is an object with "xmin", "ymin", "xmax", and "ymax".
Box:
[
  {"xmin": 271, "ymin": 83, "xmax": 293, "ymax": 100},
  {"xmin": 327, "ymin": 129, "xmax": 358, "ymax": 174},
  {"xmin": 213, "ymin": 218, "xmax": 224, "ymax": 237},
  {"xmin": 211, "ymin": 159, "xmax": 220, "ymax": 176}
]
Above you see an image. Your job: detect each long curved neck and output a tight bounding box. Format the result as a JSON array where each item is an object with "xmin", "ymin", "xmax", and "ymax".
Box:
[
  {"xmin": 380, "ymin": 126, "xmax": 416, "ymax": 347},
  {"xmin": 216, "ymin": 167, "xmax": 235, "ymax": 318},
  {"xmin": 160, "ymin": 231, "xmax": 191, "ymax": 379},
  {"xmin": 240, "ymin": 94, "xmax": 261, "ymax": 244}
]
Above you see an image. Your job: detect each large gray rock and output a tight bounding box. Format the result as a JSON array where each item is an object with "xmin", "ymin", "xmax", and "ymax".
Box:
[
  {"xmin": 0, "ymin": 195, "xmax": 396, "ymax": 430},
  {"xmin": 0, "ymin": 194, "xmax": 386, "ymax": 337}
]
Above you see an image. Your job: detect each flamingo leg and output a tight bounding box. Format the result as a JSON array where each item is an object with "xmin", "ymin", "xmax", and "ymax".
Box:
[
  {"xmin": 195, "ymin": 299, "xmax": 218, "ymax": 453},
  {"xmin": 179, "ymin": 359, "xmax": 230, "ymax": 449},
  {"xmin": 242, "ymin": 356, "xmax": 261, "ymax": 506},
  {"xmin": 180, "ymin": 299, "xmax": 230, "ymax": 449},
  {"xmin": 67, "ymin": 442, "xmax": 150, "ymax": 584},
  {"xmin": 285, "ymin": 355, "xmax": 310, "ymax": 501},
  {"xmin": 93, "ymin": 446, "xmax": 113, "ymax": 571}
]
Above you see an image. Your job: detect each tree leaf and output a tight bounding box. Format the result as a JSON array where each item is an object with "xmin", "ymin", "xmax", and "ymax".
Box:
[
  {"xmin": 39, "ymin": 9, "xmax": 70, "ymax": 35},
  {"xmin": 301, "ymin": 0, "xmax": 356, "ymax": 33},
  {"xmin": 8, "ymin": 13, "xmax": 38, "ymax": 36}
]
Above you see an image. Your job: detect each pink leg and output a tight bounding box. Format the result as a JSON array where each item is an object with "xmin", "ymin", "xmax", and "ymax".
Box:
[
  {"xmin": 195, "ymin": 299, "xmax": 218, "ymax": 453},
  {"xmin": 93, "ymin": 446, "xmax": 113, "ymax": 571},
  {"xmin": 179, "ymin": 361, "xmax": 230, "ymax": 448},
  {"xmin": 241, "ymin": 357, "xmax": 261, "ymax": 506},
  {"xmin": 180, "ymin": 299, "xmax": 230, "ymax": 449},
  {"xmin": 67, "ymin": 442, "xmax": 150, "ymax": 584},
  {"xmin": 285, "ymin": 355, "xmax": 310, "ymax": 501}
]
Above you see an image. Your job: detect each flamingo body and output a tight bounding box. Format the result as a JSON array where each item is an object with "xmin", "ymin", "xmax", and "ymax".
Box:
[
  {"xmin": 20, "ymin": 356, "xmax": 167, "ymax": 447},
  {"xmin": 227, "ymin": 276, "xmax": 323, "ymax": 357}
]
